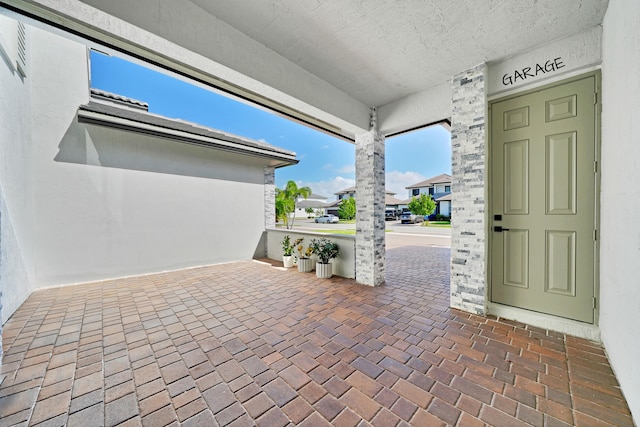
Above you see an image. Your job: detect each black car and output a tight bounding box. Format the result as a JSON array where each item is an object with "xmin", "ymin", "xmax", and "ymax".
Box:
[{"xmin": 385, "ymin": 210, "xmax": 397, "ymax": 221}]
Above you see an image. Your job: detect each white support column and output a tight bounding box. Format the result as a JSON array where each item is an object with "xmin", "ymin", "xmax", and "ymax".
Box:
[
  {"xmin": 450, "ymin": 64, "xmax": 487, "ymax": 315},
  {"xmin": 355, "ymin": 108, "xmax": 386, "ymax": 286}
]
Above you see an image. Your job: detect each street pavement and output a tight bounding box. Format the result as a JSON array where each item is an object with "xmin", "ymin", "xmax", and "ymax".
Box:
[{"xmin": 287, "ymin": 218, "xmax": 451, "ymax": 249}]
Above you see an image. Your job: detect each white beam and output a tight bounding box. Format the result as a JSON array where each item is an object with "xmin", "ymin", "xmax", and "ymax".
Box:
[
  {"xmin": 377, "ymin": 81, "xmax": 451, "ymax": 136},
  {"xmin": 3, "ymin": 0, "xmax": 371, "ymax": 139}
]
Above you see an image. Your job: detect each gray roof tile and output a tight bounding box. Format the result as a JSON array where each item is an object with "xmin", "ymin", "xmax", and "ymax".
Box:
[
  {"xmin": 78, "ymin": 92, "xmax": 298, "ymax": 166},
  {"xmin": 90, "ymin": 88, "xmax": 149, "ymax": 110},
  {"xmin": 405, "ymin": 173, "xmax": 452, "ymax": 189}
]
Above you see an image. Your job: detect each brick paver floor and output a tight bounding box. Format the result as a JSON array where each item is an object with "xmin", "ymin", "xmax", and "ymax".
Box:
[{"xmin": 0, "ymin": 245, "xmax": 634, "ymax": 426}]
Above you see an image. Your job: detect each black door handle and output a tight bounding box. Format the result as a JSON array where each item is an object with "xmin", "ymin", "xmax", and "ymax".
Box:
[{"xmin": 494, "ymin": 226, "xmax": 510, "ymax": 232}]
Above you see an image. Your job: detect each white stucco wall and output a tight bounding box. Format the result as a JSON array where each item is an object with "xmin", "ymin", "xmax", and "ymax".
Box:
[
  {"xmin": 600, "ymin": 0, "xmax": 640, "ymax": 421},
  {"xmin": 439, "ymin": 201, "xmax": 451, "ymax": 217},
  {"xmin": 293, "ymin": 206, "xmax": 325, "ymax": 218},
  {"xmin": 488, "ymin": 26, "xmax": 602, "ymax": 97},
  {"xmin": 0, "ymin": 16, "xmax": 34, "ymax": 324},
  {"xmin": 434, "ymin": 184, "xmax": 448, "ymax": 193},
  {"xmin": 34, "ymin": 123, "xmax": 268, "ymax": 286},
  {"xmin": 266, "ymin": 229, "xmax": 355, "ymax": 279},
  {"xmin": 0, "ymin": 25, "xmax": 277, "ymax": 324}
]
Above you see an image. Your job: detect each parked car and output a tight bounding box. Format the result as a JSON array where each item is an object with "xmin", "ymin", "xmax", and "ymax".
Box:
[
  {"xmin": 385, "ymin": 210, "xmax": 398, "ymax": 221},
  {"xmin": 315, "ymin": 214, "xmax": 339, "ymax": 224},
  {"xmin": 400, "ymin": 212, "xmax": 424, "ymax": 224}
]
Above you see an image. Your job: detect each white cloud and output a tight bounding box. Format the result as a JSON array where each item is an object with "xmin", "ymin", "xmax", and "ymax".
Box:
[
  {"xmin": 295, "ymin": 171, "xmax": 422, "ymax": 201},
  {"xmin": 337, "ymin": 164, "xmax": 356, "ymax": 174},
  {"xmin": 386, "ymin": 170, "xmax": 425, "ymax": 199},
  {"xmin": 297, "ymin": 176, "xmax": 355, "ymax": 200}
]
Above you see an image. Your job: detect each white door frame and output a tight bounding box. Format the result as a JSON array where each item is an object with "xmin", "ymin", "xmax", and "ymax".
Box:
[{"xmin": 486, "ymin": 71, "xmax": 601, "ymax": 340}]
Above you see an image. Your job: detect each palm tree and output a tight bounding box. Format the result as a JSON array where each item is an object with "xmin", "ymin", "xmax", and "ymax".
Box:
[
  {"xmin": 275, "ymin": 189, "xmax": 293, "ymax": 226},
  {"xmin": 276, "ymin": 180, "xmax": 312, "ymax": 229}
]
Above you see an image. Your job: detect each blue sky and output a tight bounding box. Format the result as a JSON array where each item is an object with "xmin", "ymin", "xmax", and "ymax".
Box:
[{"xmin": 90, "ymin": 51, "xmax": 451, "ymax": 200}]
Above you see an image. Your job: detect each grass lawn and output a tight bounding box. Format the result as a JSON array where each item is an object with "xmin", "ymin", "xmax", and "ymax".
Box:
[
  {"xmin": 336, "ymin": 219, "xmax": 450, "ymax": 227},
  {"xmin": 337, "ymin": 219, "xmax": 356, "ymax": 224},
  {"xmin": 426, "ymin": 221, "xmax": 451, "ymax": 228},
  {"xmin": 315, "ymin": 229, "xmax": 391, "ymax": 235}
]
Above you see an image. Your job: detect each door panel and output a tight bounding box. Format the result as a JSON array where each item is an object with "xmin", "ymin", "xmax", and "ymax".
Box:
[
  {"xmin": 503, "ymin": 229, "xmax": 529, "ymax": 288},
  {"xmin": 546, "ymin": 95, "xmax": 577, "ymax": 122},
  {"xmin": 504, "ymin": 106, "xmax": 530, "ymax": 130},
  {"xmin": 504, "ymin": 140, "xmax": 529, "ymax": 215},
  {"xmin": 491, "ymin": 75, "xmax": 597, "ymax": 323},
  {"xmin": 546, "ymin": 132, "xmax": 577, "ymax": 214},
  {"xmin": 545, "ymin": 230, "xmax": 576, "ymax": 296}
]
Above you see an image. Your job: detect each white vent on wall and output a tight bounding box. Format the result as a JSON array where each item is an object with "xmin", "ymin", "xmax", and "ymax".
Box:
[
  {"xmin": 16, "ymin": 21, "xmax": 27, "ymax": 77},
  {"xmin": 0, "ymin": 16, "xmax": 27, "ymax": 77},
  {"xmin": 0, "ymin": 15, "xmax": 16, "ymax": 72}
]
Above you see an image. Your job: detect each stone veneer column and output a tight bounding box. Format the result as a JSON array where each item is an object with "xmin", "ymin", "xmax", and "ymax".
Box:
[
  {"xmin": 355, "ymin": 108, "xmax": 386, "ymax": 286},
  {"xmin": 0, "ymin": 291, "xmax": 2, "ymax": 359},
  {"xmin": 450, "ymin": 64, "xmax": 487, "ymax": 315},
  {"xmin": 264, "ymin": 167, "xmax": 276, "ymax": 229},
  {"xmin": 264, "ymin": 167, "xmax": 275, "ymax": 257}
]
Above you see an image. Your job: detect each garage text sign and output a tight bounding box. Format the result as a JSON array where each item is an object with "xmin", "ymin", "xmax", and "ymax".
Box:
[{"xmin": 502, "ymin": 57, "xmax": 566, "ymax": 86}]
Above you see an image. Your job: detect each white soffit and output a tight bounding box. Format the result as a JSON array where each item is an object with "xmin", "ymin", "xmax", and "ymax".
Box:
[
  {"xmin": 2, "ymin": 0, "xmax": 608, "ymax": 138},
  {"xmin": 187, "ymin": 0, "xmax": 608, "ymax": 106}
]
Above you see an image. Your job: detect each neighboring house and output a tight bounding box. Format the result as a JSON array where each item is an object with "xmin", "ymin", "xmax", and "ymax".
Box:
[
  {"xmin": 334, "ymin": 186, "xmax": 355, "ymax": 200},
  {"xmin": 324, "ymin": 200, "xmax": 341, "ymax": 217},
  {"xmin": 384, "ymin": 195, "xmax": 403, "ymax": 212},
  {"xmin": 0, "ymin": 23, "xmax": 297, "ymax": 327},
  {"xmin": 293, "ymin": 193, "xmax": 328, "ymax": 218},
  {"xmin": 404, "ymin": 174, "xmax": 452, "ymax": 217},
  {"xmin": 335, "ymin": 186, "xmax": 397, "ymax": 201},
  {"xmin": 328, "ymin": 186, "xmax": 398, "ymax": 216},
  {"xmin": 434, "ymin": 193, "xmax": 452, "ymax": 217}
]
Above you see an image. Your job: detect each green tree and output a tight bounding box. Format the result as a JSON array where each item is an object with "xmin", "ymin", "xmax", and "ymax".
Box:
[
  {"xmin": 305, "ymin": 207, "xmax": 314, "ymax": 218},
  {"xmin": 275, "ymin": 190, "xmax": 292, "ymax": 225},
  {"xmin": 275, "ymin": 180, "xmax": 312, "ymax": 229},
  {"xmin": 407, "ymin": 194, "xmax": 436, "ymax": 222},
  {"xmin": 338, "ymin": 197, "xmax": 356, "ymax": 220}
]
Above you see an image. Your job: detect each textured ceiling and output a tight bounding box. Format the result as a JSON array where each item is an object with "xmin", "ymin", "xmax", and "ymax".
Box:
[
  {"xmin": 189, "ymin": 0, "xmax": 608, "ymax": 107},
  {"xmin": 17, "ymin": 0, "xmax": 608, "ymax": 136}
]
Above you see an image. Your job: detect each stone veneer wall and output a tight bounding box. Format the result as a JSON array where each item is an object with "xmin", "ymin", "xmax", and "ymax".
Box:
[
  {"xmin": 0, "ymin": 291, "xmax": 2, "ymax": 358},
  {"xmin": 450, "ymin": 63, "xmax": 487, "ymax": 315},
  {"xmin": 264, "ymin": 167, "xmax": 275, "ymax": 229},
  {"xmin": 355, "ymin": 109, "xmax": 386, "ymax": 286},
  {"xmin": 264, "ymin": 167, "xmax": 275, "ymax": 257}
]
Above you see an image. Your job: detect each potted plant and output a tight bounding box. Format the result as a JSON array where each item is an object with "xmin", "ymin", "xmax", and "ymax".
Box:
[
  {"xmin": 281, "ymin": 235, "xmax": 302, "ymax": 268},
  {"xmin": 281, "ymin": 235, "xmax": 294, "ymax": 267},
  {"xmin": 309, "ymin": 238, "xmax": 339, "ymax": 278},
  {"xmin": 296, "ymin": 241, "xmax": 314, "ymax": 272}
]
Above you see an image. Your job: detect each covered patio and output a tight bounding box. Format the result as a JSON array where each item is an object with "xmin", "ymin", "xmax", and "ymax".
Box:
[
  {"xmin": 2, "ymin": 1, "xmax": 640, "ymax": 421},
  {"xmin": 0, "ymin": 246, "xmax": 632, "ymax": 426}
]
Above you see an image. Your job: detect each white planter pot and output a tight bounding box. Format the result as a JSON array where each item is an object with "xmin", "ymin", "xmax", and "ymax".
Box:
[
  {"xmin": 282, "ymin": 256, "xmax": 294, "ymax": 268},
  {"xmin": 316, "ymin": 262, "xmax": 332, "ymax": 279},
  {"xmin": 297, "ymin": 258, "xmax": 313, "ymax": 273}
]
